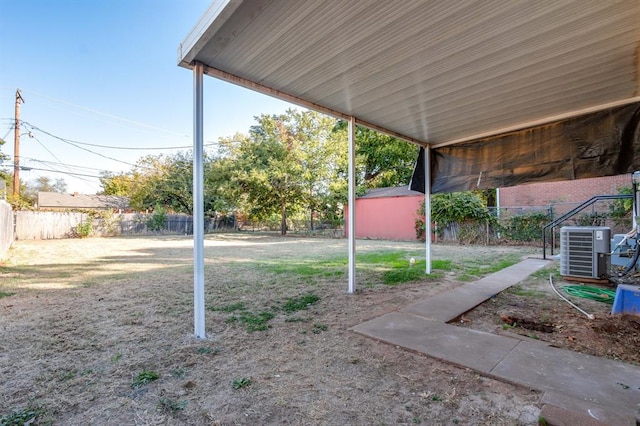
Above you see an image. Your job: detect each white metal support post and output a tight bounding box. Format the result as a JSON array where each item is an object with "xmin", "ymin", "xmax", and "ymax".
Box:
[
  {"xmin": 425, "ymin": 145, "xmax": 432, "ymax": 274},
  {"xmin": 193, "ymin": 62, "xmax": 206, "ymax": 338},
  {"xmin": 348, "ymin": 117, "xmax": 356, "ymax": 293}
]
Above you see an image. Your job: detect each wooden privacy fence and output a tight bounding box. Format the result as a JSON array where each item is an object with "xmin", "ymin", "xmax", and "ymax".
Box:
[
  {"xmin": 13, "ymin": 211, "xmax": 237, "ymax": 240},
  {"xmin": 0, "ymin": 201, "xmax": 13, "ymax": 258},
  {"xmin": 15, "ymin": 211, "xmax": 86, "ymax": 240}
]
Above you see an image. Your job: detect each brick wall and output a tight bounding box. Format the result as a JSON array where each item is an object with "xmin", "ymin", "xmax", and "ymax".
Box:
[{"xmin": 499, "ymin": 175, "xmax": 631, "ymax": 208}]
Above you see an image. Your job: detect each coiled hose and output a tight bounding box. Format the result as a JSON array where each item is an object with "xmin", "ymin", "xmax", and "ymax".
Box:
[
  {"xmin": 560, "ymin": 285, "xmax": 616, "ymax": 305},
  {"xmin": 549, "ymin": 274, "xmax": 594, "ymax": 320}
]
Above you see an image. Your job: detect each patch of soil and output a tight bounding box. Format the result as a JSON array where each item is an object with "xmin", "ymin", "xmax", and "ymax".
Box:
[{"xmin": 456, "ymin": 266, "xmax": 640, "ymax": 366}]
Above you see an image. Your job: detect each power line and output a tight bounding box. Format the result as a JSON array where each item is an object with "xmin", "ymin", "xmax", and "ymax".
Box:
[
  {"xmin": 19, "ymin": 166, "xmax": 102, "ymax": 179},
  {"xmin": 19, "ymin": 120, "xmax": 216, "ymax": 150},
  {"xmin": 28, "ymin": 136, "xmax": 96, "ymax": 185},
  {"xmin": 19, "ymin": 157, "xmax": 111, "ymax": 172},
  {"xmin": 20, "ymin": 89, "xmax": 191, "ymax": 138},
  {"xmin": 21, "ymin": 122, "xmax": 143, "ymax": 168}
]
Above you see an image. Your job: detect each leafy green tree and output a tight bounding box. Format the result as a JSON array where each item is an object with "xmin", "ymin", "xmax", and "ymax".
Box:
[
  {"xmin": 279, "ymin": 110, "xmax": 343, "ymax": 230},
  {"xmin": 99, "ymin": 171, "xmax": 136, "ymax": 196},
  {"xmin": 116, "ymin": 152, "xmax": 223, "ymax": 216},
  {"xmin": 333, "ymin": 121, "xmax": 417, "ymax": 189},
  {"xmin": 219, "ymin": 110, "xmax": 346, "ymax": 234},
  {"xmin": 0, "ymin": 138, "xmax": 8, "ymax": 164},
  {"xmin": 221, "ymin": 115, "xmax": 306, "ymax": 235},
  {"xmin": 135, "ymin": 153, "xmax": 195, "ymax": 214}
]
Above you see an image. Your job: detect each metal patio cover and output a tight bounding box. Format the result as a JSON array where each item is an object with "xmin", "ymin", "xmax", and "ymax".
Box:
[
  {"xmin": 178, "ymin": 0, "xmax": 639, "ymax": 338},
  {"xmin": 178, "ymin": 0, "xmax": 640, "ymax": 184}
]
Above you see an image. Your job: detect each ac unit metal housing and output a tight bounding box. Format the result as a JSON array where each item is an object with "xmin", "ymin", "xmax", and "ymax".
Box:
[{"xmin": 560, "ymin": 226, "xmax": 610, "ymax": 279}]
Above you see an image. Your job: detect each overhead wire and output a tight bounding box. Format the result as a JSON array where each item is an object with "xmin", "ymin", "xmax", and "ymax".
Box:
[
  {"xmin": 19, "ymin": 157, "xmax": 112, "ymax": 173},
  {"xmin": 18, "ymin": 166, "xmax": 102, "ymax": 179},
  {"xmin": 20, "ymin": 122, "xmax": 144, "ymax": 168},
  {"xmin": 2, "ymin": 118, "xmax": 218, "ymax": 150},
  {"xmin": 19, "ymin": 89, "xmax": 190, "ymax": 138}
]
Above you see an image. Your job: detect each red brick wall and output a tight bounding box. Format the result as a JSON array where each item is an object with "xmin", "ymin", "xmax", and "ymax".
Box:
[{"xmin": 499, "ymin": 175, "xmax": 631, "ymax": 208}]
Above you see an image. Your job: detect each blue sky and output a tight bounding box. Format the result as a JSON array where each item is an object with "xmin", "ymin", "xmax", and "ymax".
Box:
[{"xmin": 0, "ymin": 0, "xmax": 296, "ymax": 194}]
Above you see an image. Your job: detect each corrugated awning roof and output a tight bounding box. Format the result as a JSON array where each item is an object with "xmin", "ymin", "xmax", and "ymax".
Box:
[{"xmin": 178, "ymin": 0, "xmax": 640, "ymax": 147}]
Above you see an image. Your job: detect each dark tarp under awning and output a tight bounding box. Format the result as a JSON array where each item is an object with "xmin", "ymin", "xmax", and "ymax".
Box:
[{"xmin": 412, "ymin": 101, "xmax": 640, "ymax": 194}]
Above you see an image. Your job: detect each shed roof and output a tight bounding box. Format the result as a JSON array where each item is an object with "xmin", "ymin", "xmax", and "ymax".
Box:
[
  {"xmin": 178, "ymin": 0, "xmax": 640, "ymax": 148},
  {"xmin": 37, "ymin": 192, "xmax": 130, "ymax": 210},
  {"xmin": 359, "ymin": 186, "xmax": 423, "ymax": 199}
]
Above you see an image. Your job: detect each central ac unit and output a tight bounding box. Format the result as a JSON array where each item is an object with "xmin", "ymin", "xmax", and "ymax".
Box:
[{"xmin": 560, "ymin": 226, "xmax": 610, "ymax": 279}]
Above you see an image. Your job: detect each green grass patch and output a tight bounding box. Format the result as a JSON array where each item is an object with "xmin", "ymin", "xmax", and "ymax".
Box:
[
  {"xmin": 237, "ymin": 311, "xmax": 275, "ymax": 332},
  {"xmin": 0, "ymin": 291, "xmax": 14, "ymax": 299},
  {"xmin": 1, "ymin": 406, "xmax": 45, "ymax": 426},
  {"xmin": 282, "ymin": 293, "xmax": 320, "ymax": 313},
  {"xmin": 262, "ymin": 258, "xmax": 345, "ymax": 277},
  {"xmin": 455, "ymin": 254, "xmax": 521, "ymax": 281},
  {"xmin": 257, "ymin": 251, "xmax": 455, "ymax": 285},
  {"xmin": 232, "ymin": 377, "xmax": 251, "ymax": 390},
  {"xmin": 530, "ymin": 265, "xmax": 561, "ymax": 280},
  {"xmin": 380, "ymin": 258, "xmax": 451, "ymax": 285},
  {"xmin": 132, "ymin": 370, "xmax": 159, "ymax": 388}
]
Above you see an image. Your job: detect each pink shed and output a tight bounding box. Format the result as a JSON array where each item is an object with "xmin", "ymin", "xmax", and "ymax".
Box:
[{"xmin": 345, "ymin": 186, "xmax": 424, "ymax": 241}]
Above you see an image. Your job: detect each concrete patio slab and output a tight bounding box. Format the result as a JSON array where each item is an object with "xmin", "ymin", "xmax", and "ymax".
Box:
[
  {"xmin": 540, "ymin": 391, "xmax": 637, "ymax": 426},
  {"xmin": 352, "ymin": 311, "xmax": 521, "ymax": 373},
  {"xmin": 491, "ymin": 340, "xmax": 640, "ymax": 422},
  {"xmin": 402, "ymin": 258, "xmax": 549, "ymax": 322}
]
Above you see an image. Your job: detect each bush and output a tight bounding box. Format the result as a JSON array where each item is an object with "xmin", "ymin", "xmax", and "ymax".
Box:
[
  {"xmin": 500, "ymin": 212, "xmax": 549, "ymax": 242},
  {"xmin": 415, "ymin": 191, "xmax": 490, "ymax": 240},
  {"xmin": 146, "ymin": 205, "xmax": 167, "ymax": 232},
  {"xmin": 75, "ymin": 219, "xmax": 92, "ymax": 238}
]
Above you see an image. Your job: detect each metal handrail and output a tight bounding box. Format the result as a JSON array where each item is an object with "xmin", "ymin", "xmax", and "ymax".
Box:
[{"xmin": 542, "ymin": 194, "xmax": 633, "ymax": 259}]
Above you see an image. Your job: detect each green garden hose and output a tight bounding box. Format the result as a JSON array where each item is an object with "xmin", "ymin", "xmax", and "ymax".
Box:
[{"xmin": 560, "ymin": 285, "xmax": 616, "ymax": 304}]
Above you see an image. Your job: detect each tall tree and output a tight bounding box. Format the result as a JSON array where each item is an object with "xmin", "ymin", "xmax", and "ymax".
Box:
[
  {"xmin": 279, "ymin": 110, "xmax": 343, "ymax": 230},
  {"xmin": 333, "ymin": 122, "xmax": 418, "ymax": 189},
  {"xmin": 99, "ymin": 171, "xmax": 137, "ymax": 196},
  {"xmin": 222, "ymin": 114, "xmax": 306, "ymax": 235}
]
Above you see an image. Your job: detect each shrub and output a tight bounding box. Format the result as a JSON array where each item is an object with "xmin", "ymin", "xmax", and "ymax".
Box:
[
  {"xmin": 146, "ymin": 205, "xmax": 167, "ymax": 232},
  {"xmin": 415, "ymin": 191, "xmax": 490, "ymax": 240},
  {"xmin": 75, "ymin": 218, "xmax": 93, "ymax": 238},
  {"xmin": 500, "ymin": 211, "xmax": 549, "ymax": 242}
]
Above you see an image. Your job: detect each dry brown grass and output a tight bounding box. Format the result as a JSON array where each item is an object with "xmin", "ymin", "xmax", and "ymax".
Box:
[{"xmin": 1, "ymin": 234, "xmax": 542, "ymax": 425}]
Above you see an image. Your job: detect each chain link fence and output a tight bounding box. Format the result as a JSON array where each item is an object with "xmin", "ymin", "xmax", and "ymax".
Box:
[{"xmin": 433, "ymin": 198, "xmax": 632, "ymax": 245}]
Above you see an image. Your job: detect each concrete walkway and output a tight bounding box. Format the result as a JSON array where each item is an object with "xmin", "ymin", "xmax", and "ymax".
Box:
[{"xmin": 353, "ymin": 258, "xmax": 640, "ymax": 425}]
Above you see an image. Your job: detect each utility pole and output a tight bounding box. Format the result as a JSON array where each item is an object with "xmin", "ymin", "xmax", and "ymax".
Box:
[{"xmin": 13, "ymin": 89, "xmax": 24, "ymax": 197}]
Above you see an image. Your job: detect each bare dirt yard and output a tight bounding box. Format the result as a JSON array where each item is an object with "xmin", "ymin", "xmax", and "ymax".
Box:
[
  {"xmin": 2, "ymin": 235, "xmax": 551, "ymax": 425},
  {"xmin": 456, "ymin": 263, "xmax": 640, "ymax": 367}
]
